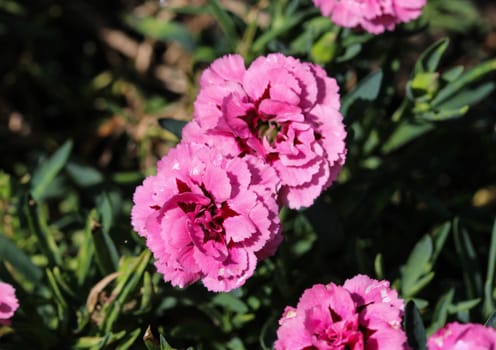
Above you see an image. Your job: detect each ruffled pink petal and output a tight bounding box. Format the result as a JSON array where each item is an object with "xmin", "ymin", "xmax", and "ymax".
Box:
[
  {"xmin": 224, "ymin": 215, "xmax": 257, "ymax": 243},
  {"xmin": 200, "ymin": 54, "xmax": 246, "ymax": 86},
  {"xmin": 201, "ymin": 247, "xmax": 257, "ymax": 292}
]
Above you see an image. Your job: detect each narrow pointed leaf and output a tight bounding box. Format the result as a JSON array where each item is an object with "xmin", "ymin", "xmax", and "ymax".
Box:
[
  {"xmin": 427, "ymin": 288, "xmax": 455, "ymax": 335},
  {"xmin": 401, "ymin": 235, "xmax": 433, "ymax": 297},
  {"xmin": 405, "ymin": 300, "xmax": 427, "ymax": 350},
  {"xmin": 431, "ymin": 59, "xmax": 496, "ymax": 107},
  {"xmin": 453, "ymin": 218, "xmax": 483, "ymax": 299},
  {"xmin": 0, "ymin": 234, "xmax": 42, "ymax": 283},
  {"xmin": 23, "ymin": 195, "xmax": 62, "ymax": 266},
  {"xmin": 207, "ymin": 0, "xmax": 236, "ymax": 52},
  {"xmin": 414, "ymin": 38, "xmax": 449, "ymax": 75},
  {"xmin": 484, "ymin": 218, "xmax": 496, "ymax": 317},
  {"xmin": 76, "ymin": 209, "xmax": 96, "ymax": 285},
  {"xmin": 31, "ymin": 140, "xmax": 72, "ymax": 201},
  {"xmin": 485, "ymin": 311, "xmax": 496, "ymax": 329},
  {"xmin": 341, "ymin": 69, "xmax": 383, "ymax": 116}
]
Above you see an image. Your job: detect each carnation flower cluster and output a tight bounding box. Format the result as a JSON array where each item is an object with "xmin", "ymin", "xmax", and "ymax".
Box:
[
  {"xmin": 274, "ymin": 275, "xmax": 409, "ymax": 350},
  {"xmin": 275, "ymin": 277, "xmax": 496, "ymax": 350},
  {"xmin": 127, "ymin": 4, "xmax": 496, "ymax": 348},
  {"xmin": 313, "ymin": 0, "xmax": 426, "ymax": 34},
  {"xmin": 131, "ymin": 53, "xmax": 347, "ymax": 292}
]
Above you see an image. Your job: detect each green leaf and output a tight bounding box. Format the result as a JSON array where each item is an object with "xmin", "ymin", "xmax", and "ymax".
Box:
[
  {"xmin": 160, "ymin": 335, "xmax": 177, "ymax": 350},
  {"xmin": 91, "ymin": 210, "xmax": 119, "ymax": 277},
  {"xmin": 46, "ymin": 268, "xmax": 68, "ymax": 329},
  {"xmin": 66, "ymin": 161, "xmax": 103, "ymax": 187},
  {"xmin": 96, "ymin": 192, "xmax": 113, "ymax": 235},
  {"xmin": 427, "ymin": 288, "xmax": 455, "ymax": 335},
  {"xmin": 418, "ymin": 105, "xmax": 469, "ymax": 121},
  {"xmin": 252, "ymin": 10, "xmax": 309, "ymax": 54},
  {"xmin": 484, "ymin": 218, "xmax": 496, "ymax": 318},
  {"xmin": 102, "ymin": 250, "xmax": 151, "ymax": 332},
  {"xmin": 158, "ymin": 118, "xmax": 187, "ymax": 140},
  {"xmin": 22, "ymin": 195, "xmax": 62, "ymax": 266},
  {"xmin": 341, "ymin": 69, "xmax": 383, "ymax": 116},
  {"xmin": 207, "ymin": 0, "xmax": 236, "ymax": 52},
  {"xmin": 117, "ymin": 328, "xmax": 141, "ymax": 350},
  {"xmin": 401, "ymin": 235, "xmax": 433, "ymax": 298},
  {"xmin": 76, "ymin": 209, "xmax": 96, "ymax": 286},
  {"xmin": 259, "ymin": 314, "xmax": 277, "ymax": 350},
  {"xmin": 382, "ymin": 120, "xmax": 434, "ymax": 154},
  {"xmin": 138, "ymin": 271, "xmax": 153, "ymax": 312},
  {"xmin": 453, "ymin": 218, "xmax": 483, "ymax": 299},
  {"xmin": 435, "ymin": 82, "xmax": 495, "ymax": 110},
  {"xmin": 442, "ymin": 66, "xmax": 464, "ymax": 82},
  {"xmin": 0, "ymin": 234, "xmax": 43, "ymax": 283},
  {"xmin": 448, "ymin": 298, "xmax": 480, "ymax": 314},
  {"xmin": 485, "ymin": 311, "xmax": 496, "ymax": 329},
  {"xmin": 290, "ymin": 17, "xmax": 333, "ymax": 54},
  {"xmin": 431, "ymin": 222, "xmax": 451, "ymax": 263},
  {"xmin": 431, "ymin": 59, "xmax": 496, "ymax": 107},
  {"xmin": 73, "ymin": 331, "xmax": 126, "ymax": 349},
  {"xmin": 336, "ymin": 43, "xmax": 361, "ymax": 63},
  {"xmin": 31, "ymin": 140, "xmax": 72, "ymax": 201},
  {"xmin": 212, "ymin": 293, "xmax": 249, "ymax": 314},
  {"xmin": 414, "ymin": 38, "xmax": 449, "ymax": 75},
  {"xmin": 125, "ymin": 16, "xmax": 195, "ymax": 51},
  {"xmin": 374, "ymin": 253, "xmax": 384, "ymax": 280},
  {"xmin": 310, "ymin": 30, "xmax": 338, "ymax": 64},
  {"xmin": 405, "ymin": 300, "xmax": 427, "ymax": 350}
]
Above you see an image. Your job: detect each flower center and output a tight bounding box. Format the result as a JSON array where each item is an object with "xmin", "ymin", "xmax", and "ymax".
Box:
[{"xmin": 175, "ymin": 178, "xmax": 238, "ymax": 246}]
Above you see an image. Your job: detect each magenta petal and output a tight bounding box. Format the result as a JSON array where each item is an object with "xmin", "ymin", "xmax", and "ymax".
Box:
[
  {"xmin": 224, "ymin": 215, "xmax": 256, "ymax": 243},
  {"xmin": 0, "ymin": 282, "xmax": 19, "ymax": 321},
  {"xmin": 200, "ymin": 54, "xmax": 246, "ymax": 86},
  {"xmin": 258, "ymin": 99, "xmax": 303, "ymax": 122},
  {"xmin": 201, "ymin": 247, "xmax": 257, "ymax": 292}
]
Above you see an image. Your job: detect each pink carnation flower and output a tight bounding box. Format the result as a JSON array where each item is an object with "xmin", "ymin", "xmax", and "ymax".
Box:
[
  {"xmin": 0, "ymin": 281, "xmax": 19, "ymax": 325},
  {"xmin": 131, "ymin": 142, "xmax": 281, "ymax": 292},
  {"xmin": 274, "ymin": 275, "xmax": 408, "ymax": 350},
  {"xmin": 312, "ymin": 0, "xmax": 427, "ymax": 34},
  {"xmin": 428, "ymin": 322, "xmax": 496, "ymax": 350},
  {"xmin": 182, "ymin": 53, "xmax": 346, "ymax": 210}
]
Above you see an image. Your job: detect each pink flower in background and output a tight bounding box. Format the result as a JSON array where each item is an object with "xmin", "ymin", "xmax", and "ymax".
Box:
[
  {"xmin": 0, "ymin": 281, "xmax": 19, "ymax": 325},
  {"xmin": 312, "ymin": 0, "xmax": 426, "ymax": 34},
  {"xmin": 131, "ymin": 142, "xmax": 281, "ymax": 292},
  {"xmin": 343, "ymin": 275, "xmax": 408, "ymax": 349},
  {"xmin": 428, "ymin": 322, "xmax": 496, "ymax": 350},
  {"xmin": 183, "ymin": 53, "xmax": 346, "ymax": 210},
  {"xmin": 274, "ymin": 275, "xmax": 408, "ymax": 350}
]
